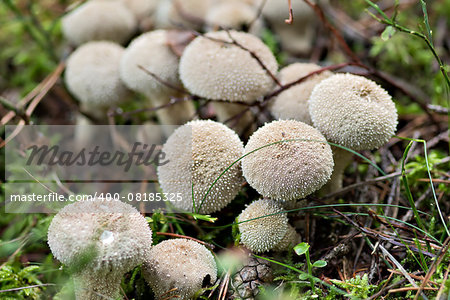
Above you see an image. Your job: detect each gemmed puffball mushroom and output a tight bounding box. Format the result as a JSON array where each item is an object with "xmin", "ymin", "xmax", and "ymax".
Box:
[
  {"xmin": 143, "ymin": 238, "xmax": 217, "ymax": 299},
  {"xmin": 157, "ymin": 120, "xmax": 244, "ymax": 214},
  {"xmin": 119, "ymin": 0, "xmax": 159, "ymax": 30},
  {"xmin": 260, "ymin": 0, "xmax": 316, "ymax": 54},
  {"xmin": 154, "ymin": 0, "xmax": 213, "ymax": 30},
  {"xmin": 238, "ymin": 199, "xmax": 300, "ymax": 253},
  {"xmin": 211, "ymin": 101, "xmax": 256, "ymax": 138},
  {"xmin": 47, "ymin": 199, "xmax": 152, "ymax": 299},
  {"xmin": 205, "ymin": 1, "xmax": 261, "ymax": 35},
  {"xmin": 269, "ymin": 63, "xmax": 333, "ymax": 125},
  {"xmin": 180, "ymin": 30, "xmax": 278, "ymax": 103},
  {"xmin": 309, "ymin": 73, "xmax": 398, "ymax": 193},
  {"xmin": 309, "ymin": 73, "xmax": 398, "ymax": 150},
  {"xmin": 242, "ymin": 120, "xmax": 334, "ymax": 201},
  {"xmin": 120, "ymin": 30, "xmax": 195, "ymax": 133},
  {"xmin": 65, "ymin": 41, "xmax": 129, "ymax": 115},
  {"xmin": 62, "ymin": 0, "xmax": 137, "ymax": 46}
]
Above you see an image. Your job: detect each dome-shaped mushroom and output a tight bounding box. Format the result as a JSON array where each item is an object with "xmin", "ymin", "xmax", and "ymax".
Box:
[
  {"xmin": 157, "ymin": 120, "xmax": 244, "ymax": 214},
  {"xmin": 119, "ymin": 0, "xmax": 158, "ymax": 30},
  {"xmin": 242, "ymin": 120, "xmax": 334, "ymax": 201},
  {"xmin": 179, "ymin": 30, "xmax": 278, "ymax": 103},
  {"xmin": 65, "ymin": 41, "xmax": 129, "ymax": 112},
  {"xmin": 205, "ymin": 1, "xmax": 260, "ymax": 34},
  {"xmin": 62, "ymin": 0, "xmax": 137, "ymax": 46},
  {"xmin": 154, "ymin": 0, "xmax": 213, "ymax": 30},
  {"xmin": 143, "ymin": 238, "xmax": 217, "ymax": 299},
  {"xmin": 269, "ymin": 63, "xmax": 333, "ymax": 124},
  {"xmin": 47, "ymin": 199, "xmax": 152, "ymax": 299},
  {"xmin": 308, "ymin": 73, "xmax": 398, "ymax": 151},
  {"xmin": 238, "ymin": 199, "xmax": 299, "ymax": 253},
  {"xmin": 120, "ymin": 30, "xmax": 195, "ymax": 131}
]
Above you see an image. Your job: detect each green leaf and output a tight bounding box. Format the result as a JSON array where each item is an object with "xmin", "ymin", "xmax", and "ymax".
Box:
[
  {"xmin": 312, "ymin": 260, "xmax": 327, "ymax": 268},
  {"xmin": 298, "ymin": 273, "xmax": 309, "ymax": 280},
  {"xmin": 381, "ymin": 26, "xmax": 396, "ymax": 41},
  {"xmin": 294, "ymin": 242, "xmax": 310, "ymax": 256}
]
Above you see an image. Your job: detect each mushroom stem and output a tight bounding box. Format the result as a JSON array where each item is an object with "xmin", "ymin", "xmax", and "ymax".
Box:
[
  {"xmin": 149, "ymin": 92, "xmax": 196, "ymax": 136},
  {"xmin": 320, "ymin": 146, "xmax": 353, "ymax": 195},
  {"xmin": 73, "ymin": 270, "xmax": 122, "ymax": 300},
  {"xmin": 211, "ymin": 102, "xmax": 255, "ymax": 137}
]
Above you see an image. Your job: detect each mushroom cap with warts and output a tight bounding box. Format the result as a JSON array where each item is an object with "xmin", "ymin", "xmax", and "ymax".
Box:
[
  {"xmin": 143, "ymin": 238, "xmax": 217, "ymax": 299},
  {"xmin": 238, "ymin": 199, "xmax": 288, "ymax": 253},
  {"xmin": 47, "ymin": 199, "xmax": 152, "ymax": 274},
  {"xmin": 120, "ymin": 30, "xmax": 182, "ymax": 98},
  {"xmin": 242, "ymin": 120, "xmax": 334, "ymax": 201},
  {"xmin": 64, "ymin": 41, "xmax": 129, "ymax": 108},
  {"xmin": 179, "ymin": 30, "xmax": 278, "ymax": 103},
  {"xmin": 205, "ymin": 1, "xmax": 259, "ymax": 33},
  {"xmin": 308, "ymin": 73, "xmax": 398, "ymax": 150},
  {"xmin": 269, "ymin": 63, "xmax": 333, "ymax": 124},
  {"xmin": 157, "ymin": 120, "xmax": 244, "ymax": 214},
  {"xmin": 62, "ymin": 0, "xmax": 137, "ymax": 46},
  {"xmin": 154, "ymin": 0, "xmax": 212, "ymax": 30}
]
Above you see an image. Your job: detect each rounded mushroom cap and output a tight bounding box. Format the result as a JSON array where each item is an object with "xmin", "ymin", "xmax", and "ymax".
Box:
[
  {"xmin": 65, "ymin": 41, "xmax": 129, "ymax": 108},
  {"xmin": 62, "ymin": 0, "xmax": 137, "ymax": 46},
  {"xmin": 309, "ymin": 73, "xmax": 398, "ymax": 150},
  {"xmin": 269, "ymin": 63, "xmax": 333, "ymax": 124},
  {"xmin": 119, "ymin": 0, "xmax": 158, "ymax": 21},
  {"xmin": 205, "ymin": 1, "xmax": 257, "ymax": 31},
  {"xmin": 47, "ymin": 199, "xmax": 152, "ymax": 274},
  {"xmin": 261, "ymin": 0, "xmax": 313, "ymax": 26},
  {"xmin": 143, "ymin": 238, "xmax": 217, "ymax": 299},
  {"xmin": 120, "ymin": 30, "xmax": 181, "ymax": 97},
  {"xmin": 242, "ymin": 120, "xmax": 334, "ymax": 201},
  {"xmin": 238, "ymin": 199, "xmax": 288, "ymax": 253},
  {"xmin": 155, "ymin": 0, "xmax": 212, "ymax": 30},
  {"xmin": 157, "ymin": 120, "xmax": 244, "ymax": 214},
  {"xmin": 179, "ymin": 30, "xmax": 278, "ymax": 102}
]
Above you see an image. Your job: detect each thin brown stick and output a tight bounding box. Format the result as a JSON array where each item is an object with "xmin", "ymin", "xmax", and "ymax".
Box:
[
  {"xmin": 285, "ymin": 0, "xmax": 294, "ymax": 24},
  {"xmin": 137, "ymin": 65, "xmax": 188, "ymax": 94}
]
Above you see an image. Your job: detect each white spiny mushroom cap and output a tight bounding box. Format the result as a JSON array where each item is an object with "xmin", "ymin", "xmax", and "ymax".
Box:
[
  {"xmin": 143, "ymin": 238, "xmax": 217, "ymax": 299},
  {"xmin": 242, "ymin": 120, "xmax": 334, "ymax": 201},
  {"xmin": 179, "ymin": 30, "xmax": 278, "ymax": 103},
  {"xmin": 157, "ymin": 120, "xmax": 244, "ymax": 214},
  {"xmin": 238, "ymin": 199, "xmax": 288, "ymax": 253},
  {"xmin": 62, "ymin": 0, "xmax": 137, "ymax": 46},
  {"xmin": 269, "ymin": 63, "xmax": 332, "ymax": 124},
  {"xmin": 120, "ymin": 30, "xmax": 182, "ymax": 97},
  {"xmin": 155, "ymin": 0, "xmax": 212, "ymax": 30},
  {"xmin": 205, "ymin": 1, "xmax": 258, "ymax": 31},
  {"xmin": 65, "ymin": 41, "xmax": 129, "ymax": 108},
  {"xmin": 309, "ymin": 73, "xmax": 398, "ymax": 150},
  {"xmin": 47, "ymin": 199, "xmax": 152, "ymax": 274}
]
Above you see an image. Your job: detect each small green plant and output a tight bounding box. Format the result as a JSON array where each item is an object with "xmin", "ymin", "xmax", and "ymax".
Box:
[
  {"xmin": 330, "ymin": 274, "xmax": 376, "ymax": 299},
  {"xmin": 293, "ymin": 242, "xmax": 327, "ymax": 294}
]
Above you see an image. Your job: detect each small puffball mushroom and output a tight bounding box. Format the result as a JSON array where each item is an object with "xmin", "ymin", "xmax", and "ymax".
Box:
[
  {"xmin": 179, "ymin": 30, "xmax": 278, "ymax": 103},
  {"xmin": 309, "ymin": 73, "xmax": 398, "ymax": 193},
  {"xmin": 238, "ymin": 199, "xmax": 295, "ymax": 253},
  {"xmin": 65, "ymin": 41, "xmax": 129, "ymax": 114},
  {"xmin": 205, "ymin": 1, "xmax": 260, "ymax": 34},
  {"xmin": 62, "ymin": 0, "xmax": 137, "ymax": 46},
  {"xmin": 272, "ymin": 225, "xmax": 301, "ymax": 252},
  {"xmin": 309, "ymin": 73, "xmax": 398, "ymax": 151},
  {"xmin": 120, "ymin": 30, "xmax": 195, "ymax": 131},
  {"xmin": 242, "ymin": 120, "xmax": 334, "ymax": 201},
  {"xmin": 143, "ymin": 238, "xmax": 217, "ymax": 299},
  {"xmin": 157, "ymin": 120, "xmax": 244, "ymax": 214},
  {"xmin": 269, "ymin": 63, "xmax": 333, "ymax": 124},
  {"xmin": 119, "ymin": 0, "xmax": 158, "ymax": 30},
  {"xmin": 155, "ymin": 0, "xmax": 213, "ymax": 30},
  {"xmin": 47, "ymin": 199, "xmax": 152, "ymax": 300}
]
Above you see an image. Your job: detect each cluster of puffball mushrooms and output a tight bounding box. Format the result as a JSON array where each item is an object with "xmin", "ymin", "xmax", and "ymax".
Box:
[{"xmin": 48, "ymin": 0, "xmax": 399, "ymax": 298}]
